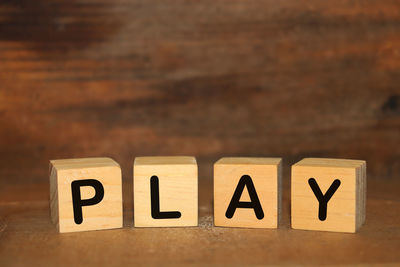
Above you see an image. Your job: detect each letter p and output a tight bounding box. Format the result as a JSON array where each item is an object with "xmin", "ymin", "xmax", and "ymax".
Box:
[{"xmin": 71, "ymin": 179, "xmax": 104, "ymax": 224}]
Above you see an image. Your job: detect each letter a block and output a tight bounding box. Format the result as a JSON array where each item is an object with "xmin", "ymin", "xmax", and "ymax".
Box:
[
  {"xmin": 49, "ymin": 157, "xmax": 123, "ymax": 233},
  {"xmin": 291, "ymin": 158, "xmax": 366, "ymax": 233},
  {"xmin": 134, "ymin": 156, "xmax": 198, "ymax": 227},
  {"xmin": 214, "ymin": 157, "xmax": 282, "ymax": 228}
]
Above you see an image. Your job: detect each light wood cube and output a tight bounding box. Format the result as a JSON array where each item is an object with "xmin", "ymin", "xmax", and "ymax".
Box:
[
  {"xmin": 49, "ymin": 157, "xmax": 123, "ymax": 233},
  {"xmin": 291, "ymin": 158, "xmax": 366, "ymax": 233},
  {"xmin": 214, "ymin": 157, "xmax": 282, "ymax": 228},
  {"xmin": 134, "ymin": 156, "xmax": 198, "ymax": 227}
]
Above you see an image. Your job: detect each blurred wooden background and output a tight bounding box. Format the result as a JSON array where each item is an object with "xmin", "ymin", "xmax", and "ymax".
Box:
[
  {"xmin": 1, "ymin": 0, "xmax": 399, "ymax": 186},
  {"xmin": 0, "ymin": 1, "xmax": 399, "ymax": 265}
]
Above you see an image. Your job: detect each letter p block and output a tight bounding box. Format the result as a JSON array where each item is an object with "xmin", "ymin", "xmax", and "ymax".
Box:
[
  {"xmin": 291, "ymin": 158, "xmax": 366, "ymax": 233},
  {"xmin": 50, "ymin": 157, "xmax": 123, "ymax": 233}
]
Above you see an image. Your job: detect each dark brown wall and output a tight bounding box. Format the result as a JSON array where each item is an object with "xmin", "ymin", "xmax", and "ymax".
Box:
[{"xmin": 1, "ymin": 0, "xmax": 399, "ymax": 186}]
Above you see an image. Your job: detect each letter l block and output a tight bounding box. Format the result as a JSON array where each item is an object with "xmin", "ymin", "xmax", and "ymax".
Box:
[
  {"xmin": 134, "ymin": 156, "xmax": 198, "ymax": 227},
  {"xmin": 50, "ymin": 157, "xmax": 123, "ymax": 233}
]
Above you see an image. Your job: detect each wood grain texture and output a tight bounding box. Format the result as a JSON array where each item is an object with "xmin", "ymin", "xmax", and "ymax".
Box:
[
  {"xmin": 0, "ymin": 0, "xmax": 399, "ymax": 190},
  {"xmin": 214, "ymin": 157, "xmax": 282, "ymax": 228},
  {"xmin": 291, "ymin": 158, "xmax": 366, "ymax": 233}
]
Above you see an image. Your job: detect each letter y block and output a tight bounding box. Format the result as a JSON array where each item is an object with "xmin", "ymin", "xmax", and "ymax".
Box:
[
  {"xmin": 50, "ymin": 157, "xmax": 123, "ymax": 233},
  {"xmin": 291, "ymin": 158, "xmax": 366, "ymax": 233}
]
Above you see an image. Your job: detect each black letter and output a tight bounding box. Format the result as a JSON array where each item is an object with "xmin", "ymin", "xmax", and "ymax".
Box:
[
  {"xmin": 150, "ymin": 176, "xmax": 181, "ymax": 219},
  {"xmin": 225, "ymin": 175, "xmax": 264, "ymax": 219},
  {"xmin": 308, "ymin": 178, "xmax": 341, "ymax": 221},
  {"xmin": 71, "ymin": 179, "xmax": 104, "ymax": 224}
]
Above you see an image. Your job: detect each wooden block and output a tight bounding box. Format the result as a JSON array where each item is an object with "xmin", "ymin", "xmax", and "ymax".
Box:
[
  {"xmin": 291, "ymin": 158, "xmax": 366, "ymax": 233},
  {"xmin": 49, "ymin": 157, "xmax": 123, "ymax": 233},
  {"xmin": 214, "ymin": 157, "xmax": 282, "ymax": 228},
  {"xmin": 133, "ymin": 156, "xmax": 198, "ymax": 227}
]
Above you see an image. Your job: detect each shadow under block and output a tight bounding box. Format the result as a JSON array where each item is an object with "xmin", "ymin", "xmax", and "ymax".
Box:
[
  {"xmin": 133, "ymin": 156, "xmax": 198, "ymax": 227},
  {"xmin": 214, "ymin": 157, "xmax": 282, "ymax": 228},
  {"xmin": 291, "ymin": 158, "xmax": 366, "ymax": 233},
  {"xmin": 49, "ymin": 157, "xmax": 123, "ymax": 233}
]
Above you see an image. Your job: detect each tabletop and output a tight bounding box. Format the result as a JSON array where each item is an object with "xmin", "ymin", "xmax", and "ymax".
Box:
[{"xmin": 1, "ymin": 173, "xmax": 400, "ymax": 266}]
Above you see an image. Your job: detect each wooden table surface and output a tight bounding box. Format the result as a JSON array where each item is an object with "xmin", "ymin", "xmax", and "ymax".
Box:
[
  {"xmin": 1, "ymin": 174, "xmax": 400, "ymax": 266},
  {"xmin": 0, "ymin": 0, "xmax": 399, "ymax": 265}
]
